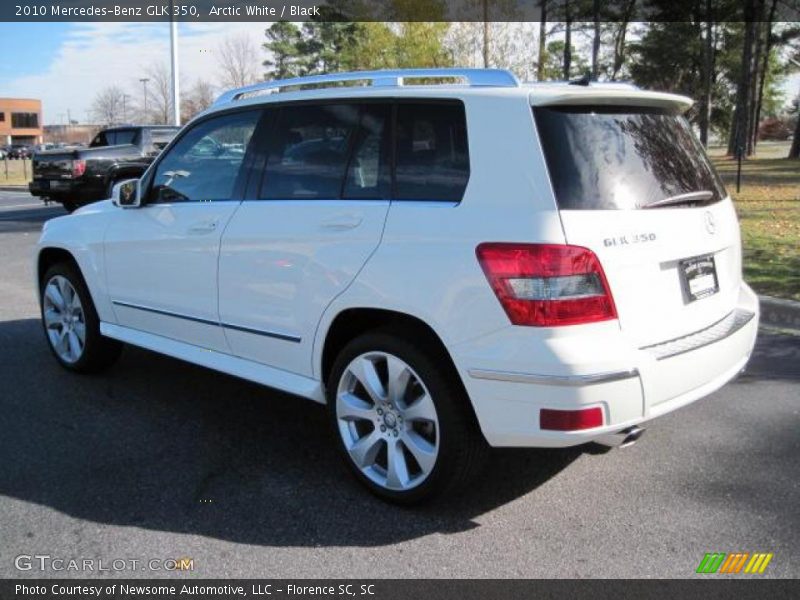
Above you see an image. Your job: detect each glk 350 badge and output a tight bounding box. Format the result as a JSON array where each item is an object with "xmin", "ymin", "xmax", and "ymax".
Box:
[{"xmin": 603, "ymin": 233, "xmax": 657, "ymax": 247}]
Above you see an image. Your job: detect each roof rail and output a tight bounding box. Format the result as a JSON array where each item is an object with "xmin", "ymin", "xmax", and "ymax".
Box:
[{"xmin": 214, "ymin": 68, "xmax": 520, "ymax": 106}]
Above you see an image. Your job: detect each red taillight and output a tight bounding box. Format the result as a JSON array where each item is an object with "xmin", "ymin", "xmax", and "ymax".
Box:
[
  {"xmin": 71, "ymin": 159, "xmax": 86, "ymax": 178},
  {"xmin": 475, "ymin": 243, "xmax": 617, "ymax": 326},
  {"xmin": 540, "ymin": 407, "xmax": 604, "ymax": 431}
]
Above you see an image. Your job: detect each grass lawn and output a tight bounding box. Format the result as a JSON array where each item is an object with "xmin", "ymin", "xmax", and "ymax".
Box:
[
  {"xmin": 711, "ymin": 142, "xmax": 799, "ymax": 301},
  {"xmin": 1, "ymin": 158, "xmax": 33, "ymax": 186}
]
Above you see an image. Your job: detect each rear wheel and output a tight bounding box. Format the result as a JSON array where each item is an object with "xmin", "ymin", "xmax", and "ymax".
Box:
[
  {"xmin": 327, "ymin": 330, "xmax": 487, "ymax": 504},
  {"xmin": 40, "ymin": 262, "xmax": 122, "ymax": 373},
  {"xmin": 61, "ymin": 200, "xmax": 77, "ymax": 213}
]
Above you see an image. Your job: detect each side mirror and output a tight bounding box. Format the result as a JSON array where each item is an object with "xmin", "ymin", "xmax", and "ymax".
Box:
[{"xmin": 112, "ymin": 179, "xmax": 142, "ymax": 208}]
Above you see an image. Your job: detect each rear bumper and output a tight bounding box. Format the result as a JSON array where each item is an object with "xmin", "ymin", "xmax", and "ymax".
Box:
[
  {"xmin": 29, "ymin": 178, "xmax": 99, "ymax": 204},
  {"xmin": 455, "ymin": 283, "xmax": 759, "ymax": 447}
]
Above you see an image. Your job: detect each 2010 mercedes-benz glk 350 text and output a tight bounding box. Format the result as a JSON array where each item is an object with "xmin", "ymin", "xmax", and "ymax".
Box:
[{"xmin": 36, "ymin": 69, "xmax": 759, "ymax": 503}]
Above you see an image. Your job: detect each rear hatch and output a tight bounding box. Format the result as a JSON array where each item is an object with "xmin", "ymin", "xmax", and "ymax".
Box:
[{"xmin": 533, "ymin": 97, "xmax": 741, "ymax": 347}]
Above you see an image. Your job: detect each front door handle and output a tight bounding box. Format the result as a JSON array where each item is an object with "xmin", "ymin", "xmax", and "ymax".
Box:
[
  {"xmin": 187, "ymin": 220, "xmax": 218, "ymax": 234},
  {"xmin": 321, "ymin": 214, "xmax": 363, "ymax": 231}
]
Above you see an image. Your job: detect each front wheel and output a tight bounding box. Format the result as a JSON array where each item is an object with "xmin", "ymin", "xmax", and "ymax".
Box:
[
  {"xmin": 327, "ymin": 330, "xmax": 487, "ymax": 504},
  {"xmin": 40, "ymin": 262, "xmax": 122, "ymax": 373}
]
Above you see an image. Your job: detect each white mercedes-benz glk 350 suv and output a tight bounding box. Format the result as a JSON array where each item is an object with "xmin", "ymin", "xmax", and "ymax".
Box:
[{"xmin": 36, "ymin": 69, "xmax": 759, "ymax": 503}]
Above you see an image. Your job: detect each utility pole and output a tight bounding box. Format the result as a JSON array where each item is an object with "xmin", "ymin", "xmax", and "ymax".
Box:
[
  {"xmin": 170, "ymin": 0, "xmax": 181, "ymax": 126},
  {"xmin": 139, "ymin": 78, "xmax": 150, "ymax": 123}
]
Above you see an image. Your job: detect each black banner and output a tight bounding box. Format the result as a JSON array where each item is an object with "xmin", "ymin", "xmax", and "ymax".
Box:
[
  {"xmin": 1, "ymin": 580, "xmax": 799, "ymax": 600},
  {"xmin": 2, "ymin": 0, "xmax": 799, "ymax": 22}
]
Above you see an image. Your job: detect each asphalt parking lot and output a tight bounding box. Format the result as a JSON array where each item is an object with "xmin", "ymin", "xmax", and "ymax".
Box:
[{"xmin": 0, "ymin": 190, "xmax": 798, "ymax": 579}]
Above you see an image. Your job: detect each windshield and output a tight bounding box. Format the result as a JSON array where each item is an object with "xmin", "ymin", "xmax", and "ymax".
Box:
[{"xmin": 533, "ymin": 106, "xmax": 726, "ymax": 210}]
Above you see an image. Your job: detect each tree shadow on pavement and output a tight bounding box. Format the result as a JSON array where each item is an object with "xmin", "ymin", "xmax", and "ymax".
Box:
[{"xmin": 0, "ymin": 318, "xmax": 581, "ymax": 548}]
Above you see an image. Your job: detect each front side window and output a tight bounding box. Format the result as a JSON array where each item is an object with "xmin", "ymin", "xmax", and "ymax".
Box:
[
  {"xmin": 395, "ymin": 102, "xmax": 470, "ymax": 202},
  {"xmin": 260, "ymin": 104, "xmax": 360, "ymax": 200},
  {"xmin": 150, "ymin": 110, "xmax": 259, "ymax": 203}
]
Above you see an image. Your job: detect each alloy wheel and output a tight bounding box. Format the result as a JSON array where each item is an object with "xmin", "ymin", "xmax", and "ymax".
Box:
[
  {"xmin": 336, "ymin": 351, "xmax": 440, "ymax": 492},
  {"xmin": 43, "ymin": 275, "xmax": 86, "ymax": 364}
]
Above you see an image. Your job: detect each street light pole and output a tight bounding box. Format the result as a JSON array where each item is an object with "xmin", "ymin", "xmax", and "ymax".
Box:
[
  {"xmin": 139, "ymin": 78, "xmax": 150, "ymax": 123},
  {"xmin": 170, "ymin": 0, "xmax": 180, "ymax": 126}
]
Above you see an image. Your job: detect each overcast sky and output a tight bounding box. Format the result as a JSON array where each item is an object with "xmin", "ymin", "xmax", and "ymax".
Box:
[{"xmin": 2, "ymin": 22, "xmax": 799, "ymax": 125}]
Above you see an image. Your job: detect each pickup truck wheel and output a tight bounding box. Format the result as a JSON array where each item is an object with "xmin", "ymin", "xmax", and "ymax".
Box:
[
  {"xmin": 62, "ymin": 200, "xmax": 77, "ymax": 213},
  {"xmin": 327, "ymin": 329, "xmax": 487, "ymax": 504},
  {"xmin": 41, "ymin": 262, "xmax": 122, "ymax": 373}
]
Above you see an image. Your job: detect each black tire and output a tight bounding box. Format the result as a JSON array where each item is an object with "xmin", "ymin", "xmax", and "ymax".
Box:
[
  {"xmin": 61, "ymin": 200, "xmax": 77, "ymax": 213},
  {"xmin": 327, "ymin": 328, "xmax": 488, "ymax": 504},
  {"xmin": 40, "ymin": 261, "xmax": 122, "ymax": 373}
]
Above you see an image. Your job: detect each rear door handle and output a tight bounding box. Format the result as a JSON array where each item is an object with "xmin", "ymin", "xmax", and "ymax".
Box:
[
  {"xmin": 187, "ymin": 220, "xmax": 218, "ymax": 234},
  {"xmin": 321, "ymin": 214, "xmax": 363, "ymax": 231}
]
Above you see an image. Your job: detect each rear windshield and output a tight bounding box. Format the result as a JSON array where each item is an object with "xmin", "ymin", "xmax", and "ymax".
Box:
[
  {"xmin": 533, "ymin": 106, "xmax": 726, "ymax": 210},
  {"xmin": 90, "ymin": 129, "xmax": 139, "ymax": 147}
]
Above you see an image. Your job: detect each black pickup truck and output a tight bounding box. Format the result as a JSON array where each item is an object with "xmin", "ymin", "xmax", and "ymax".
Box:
[{"xmin": 29, "ymin": 125, "xmax": 180, "ymax": 212}]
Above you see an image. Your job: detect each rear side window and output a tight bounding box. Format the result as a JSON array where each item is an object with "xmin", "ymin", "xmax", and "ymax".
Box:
[
  {"xmin": 534, "ymin": 106, "xmax": 726, "ymax": 210},
  {"xmin": 395, "ymin": 103, "xmax": 469, "ymax": 201},
  {"xmin": 149, "ymin": 129, "xmax": 178, "ymax": 152},
  {"xmin": 112, "ymin": 129, "xmax": 139, "ymax": 146},
  {"xmin": 90, "ymin": 129, "xmax": 139, "ymax": 147},
  {"xmin": 89, "ymin": 132, "xmax": 108, "ymax": 147},
  {"xmin": 260, "ymin": 104, "xmax": 359, "ymax": 199}
]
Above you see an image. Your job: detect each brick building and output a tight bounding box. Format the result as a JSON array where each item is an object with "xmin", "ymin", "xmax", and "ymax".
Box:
[{"xmin": 0, "ymin": 98, "xmax": 43, "ymax": 146}]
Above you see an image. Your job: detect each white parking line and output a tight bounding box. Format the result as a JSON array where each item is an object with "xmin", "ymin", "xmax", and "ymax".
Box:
[{"xmin": 0, "ymin": 202, "xmax": 45, "ymax": 209}]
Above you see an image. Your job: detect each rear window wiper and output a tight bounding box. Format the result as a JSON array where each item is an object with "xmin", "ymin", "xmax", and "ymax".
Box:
[{"xmin": 642, "ymin": 191, "xmax": 714, "ymax": 209}]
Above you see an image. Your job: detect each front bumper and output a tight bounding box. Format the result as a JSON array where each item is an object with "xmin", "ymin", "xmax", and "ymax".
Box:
[{"xmin": 456, "ymin": 283, "xmax": 759, "ymax": 447}]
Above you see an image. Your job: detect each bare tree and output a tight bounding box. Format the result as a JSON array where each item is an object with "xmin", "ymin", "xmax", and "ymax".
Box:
[
  {"xmin": 699, "ymin": 1, "xmax": 715, "ymax": 147},
  {"xmin": 609, "ymin": 2, "xmax": 636, "ymax": 80},
  {"xmin": 751, "ymin": 0, "xmax": 779, "ymax": 153},
  {"xmin": 727, "ymin": 1, "xmax": 758, "ymax": 157},
  {"xmin": 217, "ymin": 33, "xmax": 260, "ymax": 89},
  {"xmin": 145, "ymin": 63, "xmax": 173, "ymax": 125},
  {"xmin": 537, "ymin": 0, "xmax": 548, "ymax": 80},
  {"xmin": 182, "ymin": 79, "xmax": 217, "ymax": 121},
  {"xmin": 591, "ymin": 0, "xmax": 600, "ymax": 78},
  {"xmin": 91, "ymin": 86, "xmax": 127, "ymax": 126},
  {"xmin": 563, "ymin": 0, "xmax": 573, "ymax": 79}
]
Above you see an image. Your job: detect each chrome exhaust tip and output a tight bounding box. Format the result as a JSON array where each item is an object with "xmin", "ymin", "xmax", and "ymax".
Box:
[{"xmin": 594, "ymin": 425, "xmax": 645, "ymax": 449}]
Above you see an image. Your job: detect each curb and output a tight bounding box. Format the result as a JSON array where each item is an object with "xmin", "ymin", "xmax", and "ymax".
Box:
[
  {"xmin": 0, "ymin": 185, "xmax": 29, "ymax": 192},
  {"xmin": 759, "ymin": 295, "xmax": 800, "ymax": 332}
]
